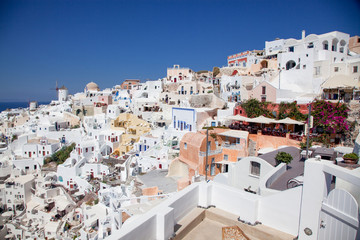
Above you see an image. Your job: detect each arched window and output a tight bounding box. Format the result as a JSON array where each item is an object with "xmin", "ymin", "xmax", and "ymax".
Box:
[
  {"xmin": 332, "ymin": 38, "xmax": 339, "ymax": 52},
  {"xmin": 339, "ymin": 40, "xmax": 346, "ymax": 53},
  {"xmin": 250, "ymin": 161, "xmax": 260, "ymax": 176},
  {"xmin": 322, "ymin": 40, "xmax": 329, "ymax": 50},
  {"xmin": 260, "ymin": 60, "xmax": 268, "ymax": 69},
  {"xmin": 286, "ymin": 60, "xmax": 296, "ymax": 70}
]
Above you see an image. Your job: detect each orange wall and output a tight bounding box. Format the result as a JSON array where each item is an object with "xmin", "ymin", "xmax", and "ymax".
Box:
[{"xmin": 249, "ymin": 133, "xmax": 301, "ymax": 152}]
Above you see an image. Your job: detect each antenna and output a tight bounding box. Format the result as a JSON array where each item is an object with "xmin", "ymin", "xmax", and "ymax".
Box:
[{"xmin": 50, "ymin": 80, "xmax": 60, "ymax": 100}]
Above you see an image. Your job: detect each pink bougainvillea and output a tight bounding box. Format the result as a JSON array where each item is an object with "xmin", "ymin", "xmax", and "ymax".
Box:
[{"xmin": 311, "ymin": 99, "xmax": 349, "ymax": 133}]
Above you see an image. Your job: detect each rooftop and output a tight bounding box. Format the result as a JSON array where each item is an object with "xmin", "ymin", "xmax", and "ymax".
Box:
[
  {"xmin": 137, "ymin": 170, "xmax": 178, "ymax": 194},
  {"xmin": 218, "ymin": 130, "xmax": 249, "ymax": 139},
  {"xmin": 259, "ymin": 147, "xmax": 304, "ymax": 191},
  {"xmin": 176, "ymin": 207, "xmax": 293, "ymax": 240}
]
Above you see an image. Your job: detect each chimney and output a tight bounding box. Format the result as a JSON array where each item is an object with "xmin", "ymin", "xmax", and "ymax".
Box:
[{"xmin": 302, "ymin": 30, "xmax": 306, "ymax": 40}]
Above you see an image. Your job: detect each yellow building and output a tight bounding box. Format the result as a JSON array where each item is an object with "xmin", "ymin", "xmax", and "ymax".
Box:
[{"xmin": 111, "ymin": 113, "xmax": 151, "ymax": 156}]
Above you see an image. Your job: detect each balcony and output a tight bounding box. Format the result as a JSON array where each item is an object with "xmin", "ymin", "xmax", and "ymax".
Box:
[
  {"xmin": 222, "ymin": 143, "xmax": 243, "ymax": 150},
  {"xmin": 199, "ymin": 149, "xmax": 222, "ymax": 157}
]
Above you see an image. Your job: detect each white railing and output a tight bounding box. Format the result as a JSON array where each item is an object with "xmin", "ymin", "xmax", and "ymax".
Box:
[
  {"xmin": 199, "ymin": 149, "xmax": 222, "ymax": 156},
  {"xmin": 222, "ymin": 143, "xmax": 242, "ymax": 150}
]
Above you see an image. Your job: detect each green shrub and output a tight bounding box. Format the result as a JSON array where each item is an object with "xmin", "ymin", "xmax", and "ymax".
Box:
[
  {"xmin": 275, "ymin": 152, "xmax": 293, "ymax": 165},
  {"xmin": 11, "ymin": 134, "xmax": 18, "ymax": 142},
  {"xmin": 49, "ymin": 143, "xmax": 76, "ymax": 165},
  {"xmin": 343, "ymin": 153, "xmax": 359, "ymax": 160}
]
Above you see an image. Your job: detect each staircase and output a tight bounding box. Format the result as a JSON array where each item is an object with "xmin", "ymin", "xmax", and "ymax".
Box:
[{"xmin": 248, "ymin": 139, "xmax": 257, "ymax": 156}]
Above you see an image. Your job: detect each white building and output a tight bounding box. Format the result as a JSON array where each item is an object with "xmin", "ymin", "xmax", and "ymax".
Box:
[
  {"xmin": 57, "ymin": 149, "xmax": 109, "ymax": 193},
  {"xmin": 58, "ymin": 86, "xmax": 69, "ymax": 102},
  {"xmin": 22, "ymin": 137, "xmax": 60, "ymax": 159},
  {"xmin": 107, "ymin": 104, "xmax": 125, "ymax": 119},
  {"xmin": 171, "ymin": 107, "xmax": 196, "ymax": 132},
  {"xmin": 107, "ymin": 158, "xmax": 359, "ymax": 240},
  {"xmin": 4, "ymin": 174, "xmax": 35, "ymax": 212},
  {"xmin": 167, "ymin": 65, "xmax": 194, "ymax": 83},
  {"xmin": 266, "ymin": 30, "xmax": 350, "ymax": 95},
  {"xmin": 135, "ymin": 134, "xmax": 161, "ymax": 154}
]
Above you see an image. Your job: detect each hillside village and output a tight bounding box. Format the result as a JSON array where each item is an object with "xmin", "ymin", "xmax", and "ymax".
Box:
[{"xmin": 0, "ymin": 30, "xmax": 360, "ymax": 240}]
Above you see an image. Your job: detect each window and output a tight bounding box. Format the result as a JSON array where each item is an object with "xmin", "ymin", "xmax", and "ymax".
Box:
[
  {"xmin": 224, "ymin": 154, "xmax": 228, "ymax": 161},
  {"xmin": 303, "ymin": 65, "xmax": 306, "ymax": 69},
  {"xmin": 261, "ymin": 96, "xmax": 266, "ymax": 102},
  {"xmin": 323, "ymin": 41, "xmax": 329, "ymax": 50},
  {"xmin": 250, "ymin": 161, "xmax": 260, "ymax": 176},
  {"xmin": 184, "ymin": 143, "xmax": 187, "ymax": 149},
  {"xmin": 334, "ymin": 67, "xmax": 339, "ymax": 72},
  {"xmin": 262, "ymin": 86, "xmax": 266, "ymax": 94},
  {"xmin": 307, "ymin": 42, "xmax": 314, "ymax": 48},
  {"xmin": 288, "ymin": 46, "xmax": 294, "ymax": 52},
  {"xmin": 286, "ymin": 60, "xmax": 296, "ymax": 70},
  {"xmin": 353, "ymin": 66, "xmax": 358, "ymax": 73}
]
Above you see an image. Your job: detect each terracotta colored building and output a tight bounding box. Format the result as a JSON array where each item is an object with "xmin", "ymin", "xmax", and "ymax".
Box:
[
  {"xmin": 349, "ymin": 36, "xmax": 360, "ymax": 54},
  {"xmin": 120, "ymin": 79, "xmax": 140, "ymax": 90},
  {"xmin": 168, "ymin": 129, "xmax": 249, "ymax": 190}
]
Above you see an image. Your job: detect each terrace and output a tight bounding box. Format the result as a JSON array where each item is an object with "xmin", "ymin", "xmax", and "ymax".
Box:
[{"xmin": 109, "ymin": 181, "xmax": 300, "ymax": 240}]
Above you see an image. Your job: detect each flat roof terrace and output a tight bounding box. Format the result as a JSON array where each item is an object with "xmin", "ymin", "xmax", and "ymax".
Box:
[
  {"xmin": 111, "ymin": 181, "xmax": 301, "ymax": 240},
  {"xmin": 175, "ymin": 207, "xmax": 294, "ymax": 240}
]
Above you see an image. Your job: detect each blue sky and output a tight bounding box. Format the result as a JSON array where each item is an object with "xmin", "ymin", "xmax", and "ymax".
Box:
[{"xmin": 0, "ymin": 0, "xmax": 359, "ymax": 101}]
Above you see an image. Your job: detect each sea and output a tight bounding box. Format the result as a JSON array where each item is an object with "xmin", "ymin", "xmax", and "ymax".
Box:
[{"xmin": 0, "ymin": 102, "xmax": 50, "ymax": 112}]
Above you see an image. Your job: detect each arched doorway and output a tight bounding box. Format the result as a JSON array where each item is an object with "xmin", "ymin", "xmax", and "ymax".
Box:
[{"xmin": 260, "ymin": 60, "xmax": 268, "ymax": 69}]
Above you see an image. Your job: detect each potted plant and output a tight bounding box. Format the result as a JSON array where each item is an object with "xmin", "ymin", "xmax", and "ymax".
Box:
[
  {"xmin": 275, "ymin": 152, "xmax": 293, "ymax": 166},
  {"xmin": 343, "ymin": 153, "xmax": 359, "ymax": 164}
]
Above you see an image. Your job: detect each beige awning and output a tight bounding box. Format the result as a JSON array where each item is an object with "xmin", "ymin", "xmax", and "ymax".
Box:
[
  {"xmin": 225, "ymin": 115, "xmax": 250, "ymax": 122},
  {"xmin": 246, "ymin": 116, "xmax": 275, "ymax": 124},
  {"xmin": 275, "ymin": 117, "xmax": 304, "ymax": 125},
  {"xmin": 322, "ymin": 75, "xmax": 359, "ymax": 89},
  {"xmin": 218, "ymin": 130, "xmax": 249, "ymax": 139}
]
